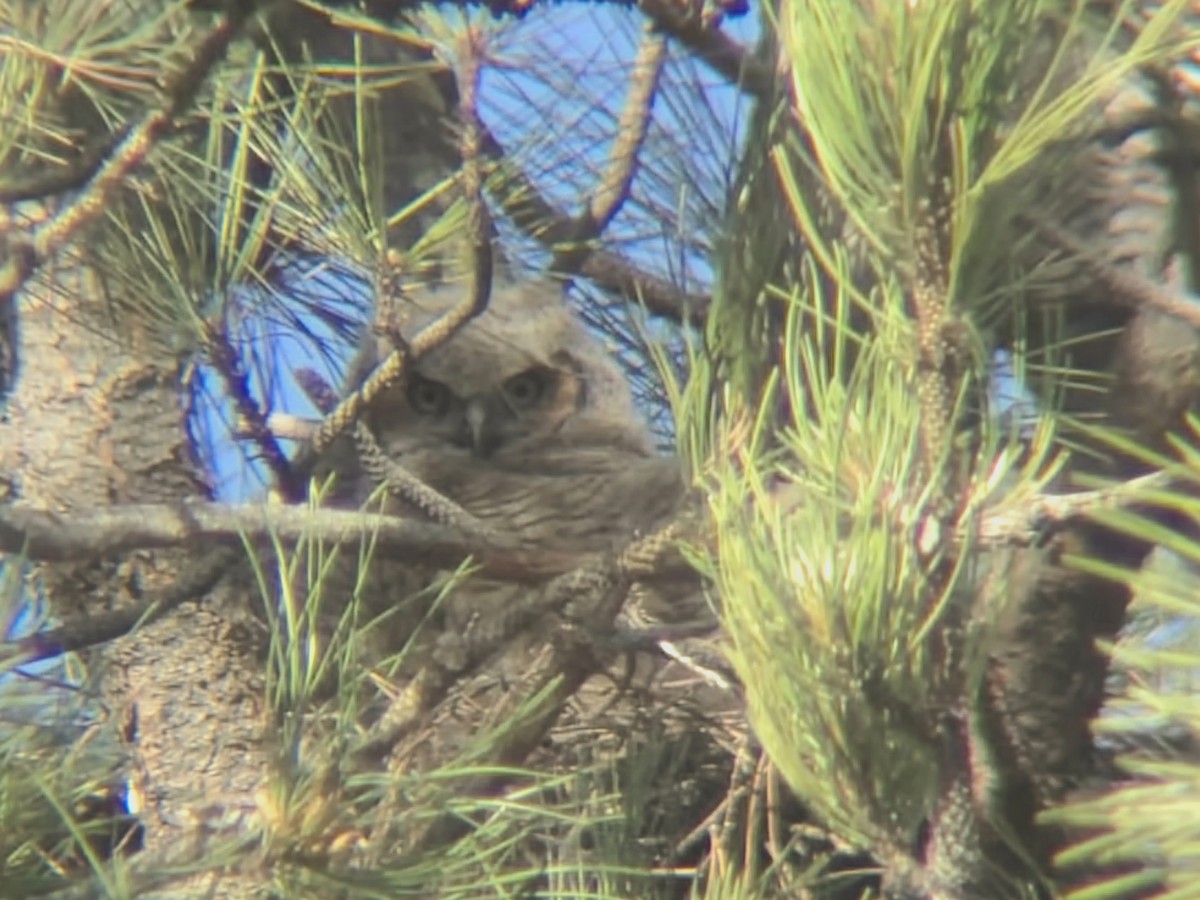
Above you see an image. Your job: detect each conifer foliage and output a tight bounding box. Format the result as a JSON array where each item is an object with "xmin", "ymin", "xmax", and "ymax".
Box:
[{"xmin": 1, "ymin": 1, "xmax": 1199, "ymax": 897}]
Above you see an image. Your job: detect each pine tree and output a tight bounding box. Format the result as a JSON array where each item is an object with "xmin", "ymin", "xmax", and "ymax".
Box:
[{"xmin": 1, "ymin": 1, "xmax": 1198, "ymax": 898}]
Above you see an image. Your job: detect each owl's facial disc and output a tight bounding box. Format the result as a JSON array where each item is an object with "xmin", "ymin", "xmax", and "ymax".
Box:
[{"xmin": 405, "ymin": 367, "xmax": 562, "ymax": 459}]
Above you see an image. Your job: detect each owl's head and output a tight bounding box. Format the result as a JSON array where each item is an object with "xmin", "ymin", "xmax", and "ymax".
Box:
[{"xmin": 345, "ymin": 279, "xmax": 655, "ymax": 483}]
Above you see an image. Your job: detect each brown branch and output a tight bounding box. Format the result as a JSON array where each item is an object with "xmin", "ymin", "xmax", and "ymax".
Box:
[
  {"xmin": 0, "ymin": 5, "xmax": 254, "ymax": 304},
  {"xmin": 458, "ymin": 24, "xmax": 496, "ymax": 321},
  {"xmin": 247, "ymin": 412, "xmax": 317, "ymax": 442},
  {"xmin": 305, "ymin": 29, "xmax": 497, "ymax": 458},
  {"xmin": 0, "ymin": 462, "xmax": 1146, "ymax": 575},
  {"xmin": 0, "ymin": 131, "xmax": 124, "ymax": 205},
  {"xmin": 0, "ymin": 501, "xmax": 496, "ymax": 567},
  {"xmin": 637, "ymin": 0, "xmax": 773, "ymax": 97},
  {"xmin": 1027, "ymin": 217, "xmax": 1200, "ymax": 327},
  {"xmin": 0, "ymin": 499, "xmax": 620, "ymax": 667},
  {"xmin": 482, "ymin": 125, "xmax": 710, "ymax": 322},
  {"xmin": 573, "ymin": 26, "xmax": 667, "ymax": 240},
  {"xmin": 204, "ymin": 318, "xmax": 302, "ymax": 502}
]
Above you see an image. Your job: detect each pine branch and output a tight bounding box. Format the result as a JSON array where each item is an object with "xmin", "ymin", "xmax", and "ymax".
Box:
[
  {"xmin": 0, "ymin": 496, "xmax": 697, "ymax": 665},
  {"xmin": 483, "ymin": 123, "xmax": 711, "ymax": 321},
  {"xmin": 572, "ymin": 25, "xmax": 667, "ymax": 240},
  {"xmin": 301, "ymin": 21, "xmax": 501, "ymax": 465},
  {"xmin": 0, "ymin": 501, "xmax": 524, "ymax": 572},
  {"xmin": 637, "ymin": 0, "xmax": 772, "ymax": 96},
  {"xmin": 0, "ymin": 3, "xmax": 256, "ymax": 305},
  {"xmin": 204, "ymin": 318, "xmax": 302, "ymax": 502},
  {"xmin": 1027, "ymin": 217, "xmax": 1200, "ymax": 327}
]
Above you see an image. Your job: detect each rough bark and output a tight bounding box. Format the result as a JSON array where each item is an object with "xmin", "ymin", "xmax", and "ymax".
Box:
[{"xmin": 0, "ymin": 255, "xmax": 270, "ymax": 896}]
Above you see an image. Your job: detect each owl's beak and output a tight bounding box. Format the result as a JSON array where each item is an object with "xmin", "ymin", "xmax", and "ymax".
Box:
[{"xmin": 463, "ymin": 398, "xmax": 499, "ymax": 458}]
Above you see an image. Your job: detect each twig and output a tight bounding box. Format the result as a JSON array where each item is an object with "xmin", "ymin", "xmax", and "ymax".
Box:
[
  {"xmin": 966, "ymin": 469, "xmax": 1175, "ymax": 547},
  {"xmin": 571, "ymin": 27, "xmax": 667, "ymax": 241},
  {"xmin": 458, "ymin": 24, "xmax": 496, "ymax": 330},
  {"xmin": 251, "ymin": 412, "xmax": 318, "ymax": 442},
  {"xmin": 205, "ymin": 318, "xmax": 301, "ymax": 501},
  {"xmin": 304, "ymin": 30, "xmax": 496, "ymax": 459},
  {"xmin": 671, "ymin": 732, "xmax": 757, "ymax": 862},
  {"xmin": 0, "ymin": 5, "xmax": 254, "ymax": 304},
  {"xmin": 482, "ymin": 124, "xmax": 710, "ymax": 322},
  {"xmin": 0, "ymin": 131, "xmax": 125, "ymax": 205}
]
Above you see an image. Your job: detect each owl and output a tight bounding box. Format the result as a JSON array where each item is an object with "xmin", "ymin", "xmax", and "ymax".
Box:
[
  {"xmin": 318, "ymin": 276, "xmax": 702, "ymax": 765},
  {"xmin": 340, "ymin": 276, "xmax": 682, "ymax": 549}
]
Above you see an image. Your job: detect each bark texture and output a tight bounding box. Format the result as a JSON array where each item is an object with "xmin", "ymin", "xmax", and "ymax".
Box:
[{"xmin": 0, "ymin": 258, "xmax": 270, "ymax": 895}]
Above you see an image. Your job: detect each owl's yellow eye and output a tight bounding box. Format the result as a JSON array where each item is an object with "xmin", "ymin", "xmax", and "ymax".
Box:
[
  {"xmin": 407, "ymin": 376, "xmax": 452, "ymax": 415},
  {"xmin": 503, "ymin": 369, "xmax": 549, "ymax": 409}
]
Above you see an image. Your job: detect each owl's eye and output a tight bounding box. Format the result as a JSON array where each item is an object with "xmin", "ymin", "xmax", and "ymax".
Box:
[
  {"xmin": 407, "ymin": 376, "xmax": 452, "ymax": 415},
  {"xmin": 503, "ymin": 369, "xmax": 550, "ymax": 410}
]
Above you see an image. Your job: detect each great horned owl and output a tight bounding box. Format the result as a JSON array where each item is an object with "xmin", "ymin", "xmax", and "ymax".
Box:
[
  {"xmin": 322, "ymin": 276, "xmax": 696, "ymax": 762},
  {"xmin": 340, "ymin": 277, "xmax": 681, "ymax": 549}
]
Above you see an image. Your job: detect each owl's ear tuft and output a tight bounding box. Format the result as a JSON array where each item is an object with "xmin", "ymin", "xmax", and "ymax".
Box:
[{"xmin": 547, "ymin": 350, "xmax": 591, "ymax": 411}]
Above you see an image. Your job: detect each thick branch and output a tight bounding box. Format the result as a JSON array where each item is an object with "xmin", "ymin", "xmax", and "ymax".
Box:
[
  {"xmin": 1028, "ymin": 217, "xmax": 1200, "ymax": 327},
  {"xmin": 0, "ymin": 500, "xmax": 521, "ymax": 568},
  {"xmin": 637, "ymin": 0, "xmax": 773, "ymax": 97}
]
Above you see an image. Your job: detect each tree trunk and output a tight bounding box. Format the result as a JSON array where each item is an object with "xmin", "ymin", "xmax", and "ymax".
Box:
[{"xmin": 1, "ymin": 259, "xmax": 270, "ymax": 895}]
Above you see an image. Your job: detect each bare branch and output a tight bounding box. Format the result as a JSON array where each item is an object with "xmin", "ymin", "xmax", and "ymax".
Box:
[
  {"xmin": 304, "ymin": 27, "xmax": 498, "ymax": 459},
  {"xmin": 483, "ymin": 125, "xmax": 711, "ymax": 322},
  {"xmin": 0, "ymin": 501, "xmax": 484, "ymax": 567},
  {"xmin": 1027, "ymin": 217, "xmax": 1200, "ymax": 328},
  {"xmin": 575, "ymin": 26, "xmax": 668, "ymax": 239},
  {"xmin": 252, "ymin": 412, "xmax": 318, "ymax": 442},
  {"xmin": 458, "ymin": 23, "xmax": 497, "ymax": 323},
  {"xmin": 0, "ymin": 497, "xmax": 617, "ymax": 667},
  {"xmin": 637, "ymin": 0, "xmax": 773, "ymax": 97},
  {"xmin": 205, "ymin": 318, "xmax": 302, "ymax": 501},
  {"xmin": 966, "ymin": 469, "xmax": 1175, "ymax": 548}
]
